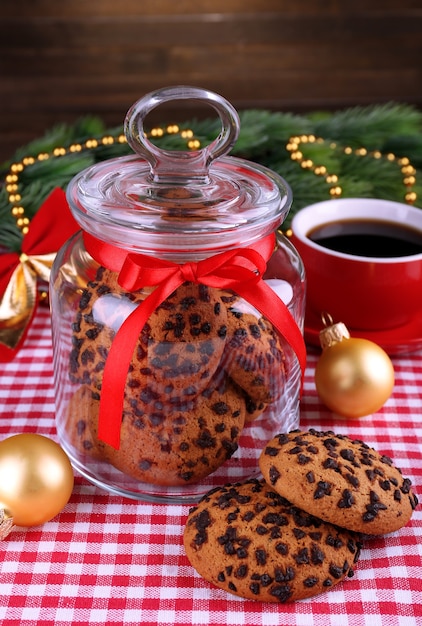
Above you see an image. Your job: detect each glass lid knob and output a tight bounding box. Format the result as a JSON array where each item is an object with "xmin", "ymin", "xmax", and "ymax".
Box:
[{"xmin": 124, "ymin": 85, "xmax": 240, "ymax": 184}]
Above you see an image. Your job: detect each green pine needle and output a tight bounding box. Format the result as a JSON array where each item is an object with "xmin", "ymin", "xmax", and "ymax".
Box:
[
  {"xmin": 311, "ymin": 102, "xmax": 422, "ymax": 150},
  {"xmin": 0, "ymin": 188, "xmax": 22, "ymax": 252},
  {"xmin": 19, "ymin": 153, "xmax": 95, "ymax": 185},
  {"xmin": 232, "ymin": 110, "xmax": 313, "ymax": 159},
  {"xmin": 6, "ymin": 117, "xmax": 105, "ymax": 165},
  {"xmin": 381, "ymin": 134, "xmax": 422, "ymax": 169}
]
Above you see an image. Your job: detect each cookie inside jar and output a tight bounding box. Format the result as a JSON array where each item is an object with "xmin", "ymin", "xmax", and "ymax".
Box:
[{"xmin": 65, "ymin": 269, "xmax": 294, "ymax": 492}]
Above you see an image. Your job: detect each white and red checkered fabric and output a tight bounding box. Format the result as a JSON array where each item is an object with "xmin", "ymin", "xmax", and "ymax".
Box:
[{"xmin": 0, "ymin": 308, "xmax": 421, "ymax": 626}]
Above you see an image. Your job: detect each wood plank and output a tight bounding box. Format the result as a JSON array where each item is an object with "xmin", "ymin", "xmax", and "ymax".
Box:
[
  {"xmin": 2, "ymin": 13, "xmax": 422, "ymax": 49},
  {"xmin": 0, "ymin": 0, "xmax": 292, "ymax": 18},
  {"xmin": 2, "ymin": 0, "xmax": 421, "ymax": 18},
  {"xmin": 2, "ymin": 36, "xmax": 419, "ymax": 80},
  {"xmin": 1, "ymin": 69, "xmax": 419, "ymax": 115}
]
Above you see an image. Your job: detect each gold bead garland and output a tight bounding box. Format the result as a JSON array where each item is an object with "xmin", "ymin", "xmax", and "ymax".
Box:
[
  {"xmin": 5, "ymin": 127, "xmax": 418, "ymax": 238},
  {"xmin": 6, "ymin": 125, "xmax": 201, "ymax": 237},
  {"xmin": 286, "ymin": 134, "xmax": 417, "ymax": 204}
]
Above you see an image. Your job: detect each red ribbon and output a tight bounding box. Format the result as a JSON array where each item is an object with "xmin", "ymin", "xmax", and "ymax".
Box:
[{"xmin": 83, "ymin": 231, "xmax": 307, "ymax": 449}]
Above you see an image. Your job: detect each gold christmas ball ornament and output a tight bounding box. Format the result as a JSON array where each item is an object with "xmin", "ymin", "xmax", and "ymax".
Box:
[
  {"xmin": 0, "ymin": 433, "xmax": 74, "ymax": 538},
  {"xmin": 315, "ymin": 318, "xmax": 395, "ymax": 419}
]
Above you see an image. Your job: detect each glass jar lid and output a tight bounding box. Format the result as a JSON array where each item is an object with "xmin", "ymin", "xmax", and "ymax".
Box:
[{"xmin": 67, "ymin": 86, "xmax": 292, "ymax": 254}]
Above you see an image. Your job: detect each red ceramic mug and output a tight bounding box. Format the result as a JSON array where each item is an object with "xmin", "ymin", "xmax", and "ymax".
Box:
[{"xmin": 290, "ymin": 198, "xmax": 422, "ymax": 345}]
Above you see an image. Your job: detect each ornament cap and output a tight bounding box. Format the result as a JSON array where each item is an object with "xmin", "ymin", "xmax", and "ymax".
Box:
[
  {"xmin": 0, "ymin": 508, "xmax": 14, "ymax": 540},
  {"xmin": 319, "ymin": 317, "xmax": 350, "ymax": 349}
]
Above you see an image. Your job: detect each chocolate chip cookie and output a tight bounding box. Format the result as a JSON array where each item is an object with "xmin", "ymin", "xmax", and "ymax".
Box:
[
  {"xmin": 63, "ymin": 384, "xmax": 104, "ymax": 460},
  {"xmin": 184, "ymin": 478, "xmax": 362, "ymax": 602},
  {"xmin": 259, "ymin": 429, "xmax": 419, "ymax": 535},
  {"xmin": 219, "ymin": 295, "xmax": 286, "ymax": 404},
  {"xmin": 69, "ymin": 266, "xmax": 143, "ymax": 390},
  {"xmin": 70, "ymin": 268, "xmax": 228, "ymax": 402},
  {"xmin": 70, "ymin": 367, "xmax": 246, "ymax": 486},
  {"xmin": 129, "ymin": 280, "xmax": 228, "ymax": 402}
]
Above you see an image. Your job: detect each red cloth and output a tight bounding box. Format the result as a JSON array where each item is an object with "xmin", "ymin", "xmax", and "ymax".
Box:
[{"xmin": 0, "ymin": 307, "xmax": 421, "ymax": 626}]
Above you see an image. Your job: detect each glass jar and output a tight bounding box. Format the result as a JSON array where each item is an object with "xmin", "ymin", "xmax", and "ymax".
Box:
[{"xmin": 50, "ymin": 86, "xmax": 306, "ymax": 503}]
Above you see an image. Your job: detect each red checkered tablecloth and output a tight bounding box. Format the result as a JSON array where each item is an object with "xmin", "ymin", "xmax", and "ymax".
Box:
[{"xmin": 0, "ymin": 307, "xmax": 421, "ymax": 626}]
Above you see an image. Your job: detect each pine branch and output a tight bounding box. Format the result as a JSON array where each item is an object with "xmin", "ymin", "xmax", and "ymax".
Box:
[
  {"xmin": 232, "ymin": 110, "xmax": 312, "ymax": 159},
  {"xmin": 0, "ymin": 187, "xmax": 22, "ymax": 252},
  {"xmin": 19, "ymin": 153, "xmax": 95, "ymax": 184},
  {"xmin": 338, "ymin": 151, "xmax": 421, "ymax": 205},
  {"xmin": 6, "ymin": 117, "xmax": 107, "ymax": 165},
  {"xmin": 271, "ymin": 161, "xmax": 330, "ymax": 227},
  {"xmin": 1, "ymin": 102, "xmax": 421, "ymax": 253},
  {"xmin": 311, "ymin": 102, "xmax": 422, "ymax": 150},
  {"xmin": 381, "ymin": 134, "xmax": 422, "ymax": 168}
]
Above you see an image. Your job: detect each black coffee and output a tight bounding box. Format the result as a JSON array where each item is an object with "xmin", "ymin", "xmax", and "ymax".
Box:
[{"xmin": 308, "ymin": 219, "xmax": 422, "ymax": 258}]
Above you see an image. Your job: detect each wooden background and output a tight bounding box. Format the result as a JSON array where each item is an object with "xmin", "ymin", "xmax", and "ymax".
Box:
[{"xmin": 1, "ymin": 0, "xmax": 422, "ymax": 163}]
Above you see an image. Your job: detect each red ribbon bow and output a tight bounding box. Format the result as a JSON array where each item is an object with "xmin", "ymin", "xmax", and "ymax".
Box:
[
  {"xmin": 83, "ymin": 231, "xmax": 307, "ymax": 449},
  {"xmin": 0, "ymin": 188, "xmax": 80, "ymax": 361}
]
